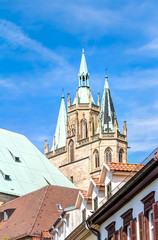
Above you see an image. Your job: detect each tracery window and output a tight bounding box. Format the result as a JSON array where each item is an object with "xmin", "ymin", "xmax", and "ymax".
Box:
[
  {"xmin": 105, "ymin": 149, "xmax": 112, "ymax": 162},
  {"xmin": 69, "ymin": 140, "xmax": 74, "ymax": 162},
  {"xmin": 119, "ymin": 149, "xmax": 124, "ymax": 163},
  {"xmin": 81, "ymin": 119, "xmax": 87, "ymax": 139},
  {"xmin": 94, "ymin": 150, "xmax": 100, "ymax": 168}
]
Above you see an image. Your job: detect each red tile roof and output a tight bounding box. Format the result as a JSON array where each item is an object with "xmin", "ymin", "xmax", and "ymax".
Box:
[
  {"xmin": 92, "ymin": 177, "xmax": 105, "ymax": 187},
  {"xmin": 106, "ymin": 162, "xmax": 144, "ymax": 172},
  {"xmin": 0, "ymin": 185, "xmax": 78, "ymax": 240}
]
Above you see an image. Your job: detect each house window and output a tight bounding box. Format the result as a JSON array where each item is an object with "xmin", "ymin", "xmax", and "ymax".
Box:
[
  {"xmin": 119, "ymin": 149, "xmax": 123, "ymax": 163},
  {"xmin": 121, "ymin": 209, "xmax": 133, "ymax": 240},
  {"xmin": 94, "ymin": 150, "xmax": 100, "ymax": 168},
  {"xmin": 105, "ymin": 221, "xmax": 116, "ymax": 240},
  {"xmin": 149, "ymin": 210, "xmax": 154, "ymax": 240},
  {"xmin": 82, "ymin": 208, "xmax": 86, "ymax": 221},
  {"xmin": 107, "ymin": 182, "xmax": 111, "ymax": 200},
  {"xmin": 141, "ymin": 191, "xmax": 155, "ymax": 240},
  {"xmin": 69, "ymin": 140, "xmax": 74, "ymax": 162},
  {"xmin": 127, "ymin": 225, "xmax": 131, "ymax": 240},
  {"xmin": 106, "ymin": 149, "xmax": 112, "ymax": 162},
  {"xmin": 94, "ymin": 196, "xmax": 98, "ymax": 211}
]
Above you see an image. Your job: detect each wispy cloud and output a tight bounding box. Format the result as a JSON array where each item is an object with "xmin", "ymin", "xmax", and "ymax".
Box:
[
  {"xmin": 0, "ymin": 78, "xmax": 16, "ymax": 89},
  {"xmin": 0, "ymin": 19, "xmax": 68, "ymax": 66},
  {"xmin": 112, "ymin": 68, "xmax": 158, "ymax": 89}
]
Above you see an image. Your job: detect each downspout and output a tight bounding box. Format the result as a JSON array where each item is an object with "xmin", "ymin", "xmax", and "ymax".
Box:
[
  {"xmin": 85, "ymin": 220, "xmax": 101, "ymax": 240},
  {"xmin": 60, "ymin": 216, "xmax": 67, "ymax": 239},
  {"xmin": 48, "ymin": 231, "xmax": 54, "ymax": 240}
]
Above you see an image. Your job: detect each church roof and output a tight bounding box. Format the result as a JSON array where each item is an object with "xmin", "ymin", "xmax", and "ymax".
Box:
[
  {"xmin": 0, "ymin": 185, "xmax": 78, "ymax": 240},
  {"xmin": 52, "ymin": 95, "xmax": 67, "ymax": 150},
  {"xmin": 100, "ymin": 75, "xmax": 119, "ymax": 133},
  {"xmin": 0, "ymin": 128, "xmax": 76, "ymax": 197},
  {"xmin": 73, "ymin": 87, "xmax": 95, "ymax": 104}
]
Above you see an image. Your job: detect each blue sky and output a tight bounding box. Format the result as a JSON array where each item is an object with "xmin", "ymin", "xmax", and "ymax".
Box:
[{"xmin": 0, "ymin": 0, "xmax": 158, "ymax": 163}]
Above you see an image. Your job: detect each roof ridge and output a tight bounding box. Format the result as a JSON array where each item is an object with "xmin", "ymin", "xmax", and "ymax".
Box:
[{"xmin": 28, "ymin": 185, "xmax": 49, "ymax": 236}]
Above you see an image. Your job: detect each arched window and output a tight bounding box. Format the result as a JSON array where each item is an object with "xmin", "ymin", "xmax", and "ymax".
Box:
[
  {"xmin": 94, "ymin": 150, "xmax": 100, "ymax": 168},
  {"xmin": 119, "ymin": 149, "xmax": 123, "ymax": 163},
  {"xmin": 69, "ymin": 140, "xmax": 74, "ymax": 162},
  {"xmin": 105, "ymin": 149, "xmax": 112, "ymax": 162},
  {"xmin": 81, "ymin": 120, "xmax": 87, "ymax": 139}
]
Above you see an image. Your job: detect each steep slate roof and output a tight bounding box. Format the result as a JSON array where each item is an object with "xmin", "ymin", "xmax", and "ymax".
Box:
[
  {"xmin": 52, "ymin": 94, "xmax": 67, "ymax": 150},
  {"xmin": 0, "ymin": 128, "xmax": 76, "ymax": 197},
  {"xmin": 100, "ymin": 75, "xmax": 119, "ymax": 133},
  {"xmin": 0, "ymin": 185, "xmax": 79, "ymax": 240}
]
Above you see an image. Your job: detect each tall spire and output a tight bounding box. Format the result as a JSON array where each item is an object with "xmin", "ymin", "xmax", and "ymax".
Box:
[
  {"xmin": 78, "ymin": 48, "xmax": 89, "ymax": 87},
  {"xmin": 100, "ymin": 74, "xmax": 119, "ymax": 133},
  {"xmin": 52, "ymin": 94, "xmax": 67, "ymax": 150}
]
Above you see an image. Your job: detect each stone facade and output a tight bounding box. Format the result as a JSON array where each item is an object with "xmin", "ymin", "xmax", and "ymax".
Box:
[{"xmin": 46, "ymin": 49, "xmax": 128, "ymax": 190}]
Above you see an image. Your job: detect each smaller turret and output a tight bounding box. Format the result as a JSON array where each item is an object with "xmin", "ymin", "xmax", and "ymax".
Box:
[
  {"xmin": 97, "ymin": 92, "xmax": 100, "ymax": 106},
  {"xmin": 44, "ymin": 140, "xmax": 49, "ymax": 155},
  {"xmin": 67, "ymin": 93, "xmax": 71, "ymax": 108},
  {"xmin": 123, "ymin": 121, "xmax": 127, "ymax": 140}
]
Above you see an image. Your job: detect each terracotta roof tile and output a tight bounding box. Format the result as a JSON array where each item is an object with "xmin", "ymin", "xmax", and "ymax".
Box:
[
  {"xmin": 80, "ymin": 190, "xmax": 92, "ymax": 201},
  {"xmin": 106, "ymin": 162, "xmax": 144, "ymax": 172},
  {"xmin": 41, "ymin": 230, "xmax": 52, "ymax": 238},
  {"xmin": 0, "ymin": 185, "xmax": 78, "ymax": 240}
]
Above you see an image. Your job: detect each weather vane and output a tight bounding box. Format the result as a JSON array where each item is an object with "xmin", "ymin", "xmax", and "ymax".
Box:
[
  {"xmin": 62, "ymin": 88, "xmax": 64, "ymax": 96},
  {"xmin": 82, "ymin": 41, "xmax": 85, "ymax": 48},
  {"xmin": 105, "ymin": 67, "xmax": 108, "ymax": 76}
]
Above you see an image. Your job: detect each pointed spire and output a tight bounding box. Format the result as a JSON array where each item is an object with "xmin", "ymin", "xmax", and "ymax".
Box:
[
  {"xmin": 100, "ymin": 74, "xmax": 119, "ymax": 133},
  {"xmin": 78, "ymin": 48, "xmax": 89, "ymax": 87},
  {"xmin": 52, "ymin": 94, "xmax": 67, "ymax": 150}
]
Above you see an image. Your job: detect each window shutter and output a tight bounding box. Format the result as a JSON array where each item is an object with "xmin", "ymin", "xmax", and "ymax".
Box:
[
  {"xmin": 123, "ymin": 228, "xmax": 127, "ymax": 240},
  {"xmin": 153, "ymin": 202, "xmax": 158, "ymax": 240},
  {"xmin": 119, "ymin": 227, "xmax": 123, "ymax": 240},
  {"xmin": 130, "ymin": 218, "xmax": 137, "ymax": 240},
  {"xmin": 113, "ymin": 231, "xmax": 118, "ymax": 240},
  {"xmin": 138, "ymin": 212, "xmax": 144, "ymax": 240}
]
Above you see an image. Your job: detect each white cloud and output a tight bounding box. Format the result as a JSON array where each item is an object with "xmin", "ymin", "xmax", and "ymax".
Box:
[
  {"xmin": 112, "ymin": 68, "xmax": 158, "ymax": 89},
  {"xmin": 0, "ymin": 19, "xmax": 69, "ymax": 66}
]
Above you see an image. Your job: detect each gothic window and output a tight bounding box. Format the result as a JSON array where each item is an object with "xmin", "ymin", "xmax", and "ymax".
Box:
[
  {"xmin": 81, "ymin": 119, "xmax": 87, "ymax": 139},
  {"xmin": 119, "ymin": 149, "xmax": 124, "ymax": 163},
  {"xmin": 94, "ymin": 150, "xmax": 99, "ymax": 168},
  {"xmin": 69, "ymin": 140, "xmax": 74, "ymax": 162},
  {"xmin": 105, "ymin": 149, "xmax": 112, "ymax": 162}
]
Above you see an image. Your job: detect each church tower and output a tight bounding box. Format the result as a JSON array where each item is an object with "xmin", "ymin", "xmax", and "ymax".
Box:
[{"xmin": 45, "ymin": 49, "xmax": 128, "ymax": 190}]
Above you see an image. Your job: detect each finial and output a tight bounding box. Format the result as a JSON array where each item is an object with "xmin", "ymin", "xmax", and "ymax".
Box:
[
  {"xmin": 105, "ymin": 68, "xmax": 108, "ymax": 78},
  {"xmin": 82, "ymin": 42, "xmax": 85, "ymax": 53},
  {"xmin": 62, "ymin": 88, "xmax": 64, "ymax": 98}
]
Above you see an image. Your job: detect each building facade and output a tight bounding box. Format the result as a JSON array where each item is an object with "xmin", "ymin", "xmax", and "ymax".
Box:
[
  {"xmin": 45, "ymin": 49, "xmax": 128, "ymax": 190},
  {"xmin": 50, "ymin": 149, "xmax": 158, "ymax": 240}
]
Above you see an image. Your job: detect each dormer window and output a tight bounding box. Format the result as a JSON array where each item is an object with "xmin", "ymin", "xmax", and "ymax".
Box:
[
  {"xmin": 3, "ymin": 209, "xmax": 15, "ymax": 221},
  {"xmin": 4, "ymin": 210, "xmax": 8, "ymax": 221},
  {"xmin": 9, "ymin": 150, "xmax": 20, "ymax": 163},
  {"xmin": 0, "ymin": 170, "xmax": 10, "ymax": 181},
  {"xmin": 5, "ymin": 175, "xmax": 10, "ymax": 181},
  {"xmin": 15, "ymin": 157, "xmax": 20, "ymax": 162}
]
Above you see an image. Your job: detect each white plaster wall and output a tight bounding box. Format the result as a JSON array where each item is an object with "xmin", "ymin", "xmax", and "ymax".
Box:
[{"xmin": 100, "ymin": 179, "xmax": 158, "ymax": 240}]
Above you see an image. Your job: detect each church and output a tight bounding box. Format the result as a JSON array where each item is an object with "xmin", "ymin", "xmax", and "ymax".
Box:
[{"xmin": 45, "ymin": 49, "xmax": 128, "ymax": 190}]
